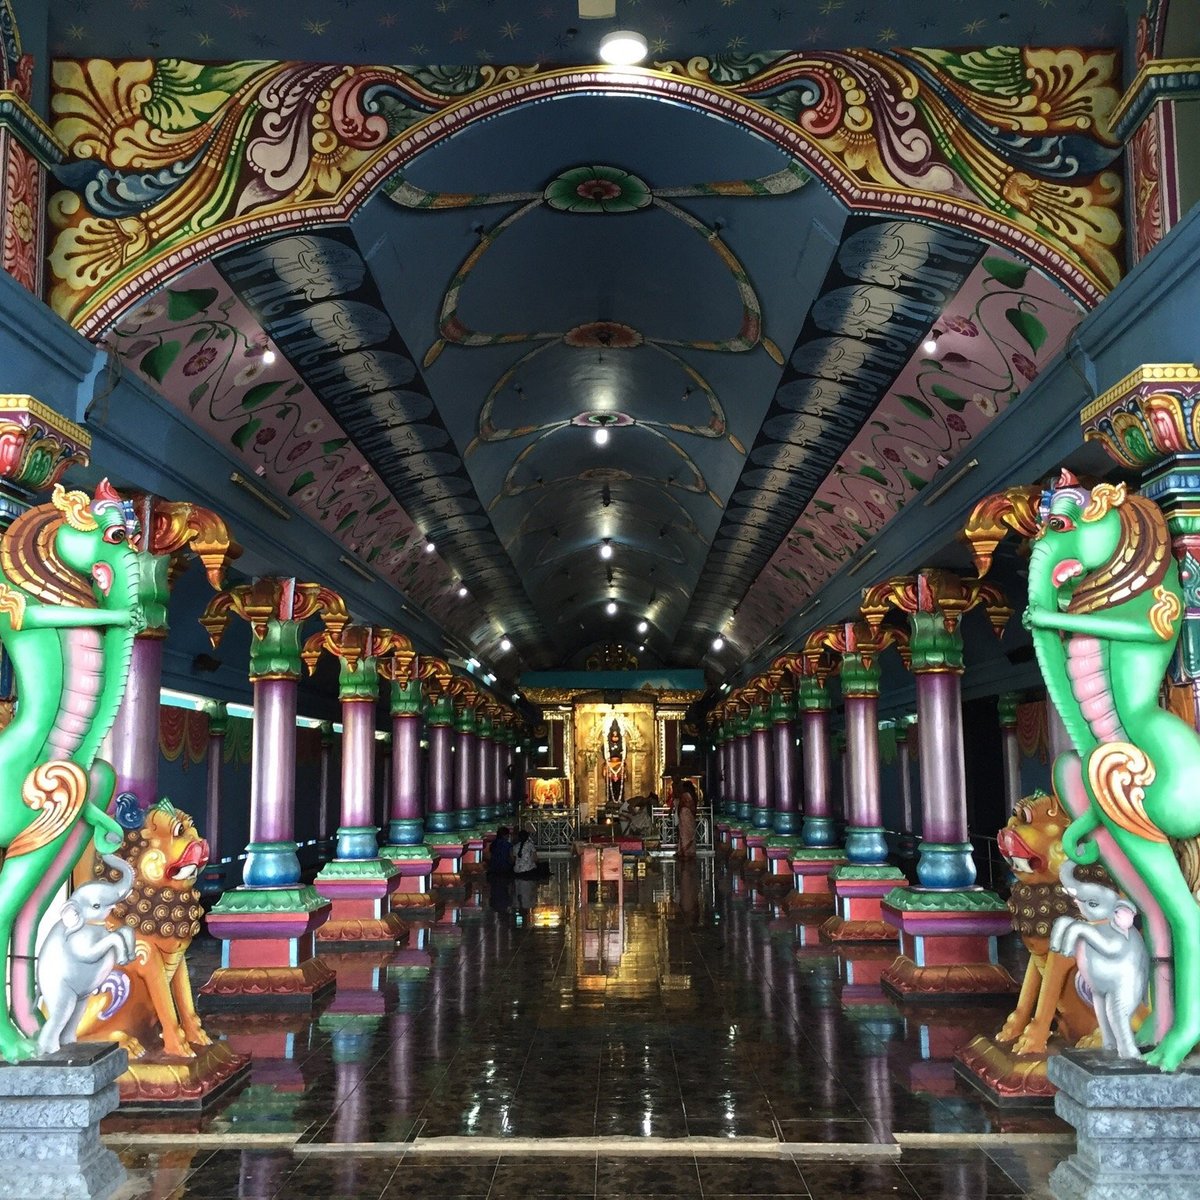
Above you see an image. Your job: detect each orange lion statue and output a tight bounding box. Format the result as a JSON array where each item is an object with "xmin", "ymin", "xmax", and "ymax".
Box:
[{"xmin": 76, "ymin": 799, "xmax": 210, "ymax": 1058}]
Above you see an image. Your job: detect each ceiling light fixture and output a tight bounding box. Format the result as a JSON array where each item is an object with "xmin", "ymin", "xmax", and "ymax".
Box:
[
  {"xmin": 457, "ymin": 584, "xmax": 469, "ymax": 597},
  {"xmin": 606, "ymin": 600, "xmax": 618, "ymax": 616},
  {"xmin": 599, "ymin": 539, "xmax": 614, "ymax": 560},
  {"xmin": 638, "ymin": 644, "xmax": 645, "ymax": 652},
  {"xmin": 499, "ymin": 636, "xmax": 512, "ymax": 652},
  {"xmin": 637, "ymin": 620, "xmax": 648, "ymax": 634},
  {"xmin": 261, "ymin": 348, "xmax": 276, "ymax": 365},
  {"xmin": 424, "ymin": 539, "xmax": 436, "ymax": 553},
  {"xmin": 922, "ymin": 332, "xmax": 939, "ymax": 354},
  {"xmin": 711, "ymin": 635, "xmax": 725, "ymax": 651},
  {"xmin": 599, "ymin": 28, "xmax": 649, "ymax": 65},
  {"xmin": 594, "ymin": 427, "xmax": 610, "ymax": 446}
]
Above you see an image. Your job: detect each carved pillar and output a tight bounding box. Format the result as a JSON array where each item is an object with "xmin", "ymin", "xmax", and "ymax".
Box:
[
  {"xmin": 317, "ymin": 721, "xmax": 335, "ymax": 852},
  {"xmin": 728, "ymin": 712, "xmax": 751, "ymax": 861},
  {"xmin": 475, "ymin": 711, "xmax": 494, "ymax": 828},
  {"xmin": 895, "ymin": 716, "xmax": 918, "ymax": 859},
  {"xmin": 305, "ymin": 626, "xmax": 406, "ymax": 945},
  {"xmin": 815, "ymin": 623, "xmax": 908, "ymax": 943},
  {"xmin": 198, "ymin": 701, "xmax": 228, "ymax": 899},
  {"xmin": 860, "ymin": 570, "xmax": 1016, "ymax": 999},
  {"xmin": 200, "ymin": 579, "xmax": 347, "ymax": 1007},
  {"xmin": 770, "ymin": 689, "xmax": 798, "ymax": 837},
  {"xmin": 453, "ymin": 691, "xmax": 478, "ymax": 833},
  {"xmin": 380, "ymin": 670, "xmax": 435, "ymax": 910},
  {"xmin": 789, "ymin": 670, "xmax": 847, "ymax": 904},
  {"xmin": 107, "ymin": 494, "xmax": 240, "ymax": 827},
  {"xmin": 745, "ymin": 700, "xmax": 773, "ymax": 870},
  {"xmin": 998, "ymin": 693, "xmax": 1022, "ymax": 813},
  {"xmin": 422, "ymin": 669, "xmax": 465, "ymax": 884}
]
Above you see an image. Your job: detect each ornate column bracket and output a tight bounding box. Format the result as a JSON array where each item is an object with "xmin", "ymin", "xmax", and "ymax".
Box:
[
  {"xmin": 859, "ymin": 570, "xmax": 1017, "ymax": 1000},
  {"xmin": 199, "ymin": 578, "xmax": 348, "ymax": 1008},
  {"xmin": 961, "ymin": 485, "xmax": 1044, "ymax": 580}
]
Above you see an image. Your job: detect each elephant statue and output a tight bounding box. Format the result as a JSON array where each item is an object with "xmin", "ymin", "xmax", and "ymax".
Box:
[
  {"xmin": 35, "ymin": 853, "xmax": 136, "ymax": 1056},
  {"xmin": 1051, "ymin": 862, "xmax": 1149, "ymax": 1060},
  {"xmin": 1024, "ymin": 470, "xmax": 1200, "ymax": 1070}
]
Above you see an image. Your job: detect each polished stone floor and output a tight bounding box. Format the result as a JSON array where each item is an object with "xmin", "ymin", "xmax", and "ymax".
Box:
[{"xmin": 104, "ymin": 856, "xmax": 1071, "ymax": 1198}]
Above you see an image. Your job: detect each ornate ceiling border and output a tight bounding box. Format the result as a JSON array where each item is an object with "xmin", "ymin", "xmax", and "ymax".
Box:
[{"xmin": 48, "ymin": 47, "xmax": 1121, "ymax": 336}]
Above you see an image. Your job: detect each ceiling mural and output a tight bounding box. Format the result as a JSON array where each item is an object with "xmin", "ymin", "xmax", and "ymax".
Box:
[
  {"xmin": 47, "ymin": 46, "xmax": 1120, "ymax": 337},
  {"xmin": 726, "ymin": 250, "xmax": 1083, "ymax": 650},
  {"xmin": 45, "ymin": 44, "xmax": 1121, "ymax": 673},
  {"xmin": 45, "ymin": 0, "xmax": 1131, "ymax": 66},
  {"xmin": 105, "ymin": 262, "xmax": 517, "ymax": 655}
]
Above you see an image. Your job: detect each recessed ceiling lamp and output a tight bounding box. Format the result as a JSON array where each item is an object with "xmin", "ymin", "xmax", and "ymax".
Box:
[
  {"xmin": 637, "ymin": 619, "xmax": 649, "ymax": 633},
  {"xmin": 594, "ymin": 427, "xmax": 610, "ymax": 446},
  {"xmin": 424, "ymin": 538, "xmax": 436, "ymax": 553},
  {"xmin": 923, "ymin": 332, "xmax": 939, "ymax": 354},
  {"xmin": 499, "ymin": 636, "xmax": 512, "ymax": 652},
  {"xmin": 606, "ymin": 600, "xmax": 618, "ymax": 616},
  {"xmin": 599, "ymin": 539, "xmax": 614, "ymax": 560},
  {"xmin": 599, "ymin": 28, "xmax": 648, "ymax": 65},
  {"xmin": 457, "ymin": 584, "xmax": 469, "ymax": 597},
  {"xmin": 638, "ymin": 644, "xmax": 645, "ymax": 652},
  {"xmin": 711, "ymin": 635, "xmax": 725, "ymax": 651}
]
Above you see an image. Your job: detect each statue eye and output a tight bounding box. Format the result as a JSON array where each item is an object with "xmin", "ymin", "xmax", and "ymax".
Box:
[
  {"xmin": 173, "ymin": 822, "xmax": 185, "ymax": 838},
  {"xmin": 1048, "ymin": 514, "xmax": 1075, "ymax": 533},
  {"xmin": 102, "ymin": 526, "xmax": 127, "ymax": 545},
  {"xmin": 1017, "ymin": 805, "xmax": 1032, "ymax": 824}
]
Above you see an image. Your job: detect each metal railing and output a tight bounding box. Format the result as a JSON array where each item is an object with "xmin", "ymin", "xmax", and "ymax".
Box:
[
  {"xmin": 648, "ymin": 805, "xmax": 714, "ymax": 854},
  {"xmin": 519, "ymin": 805, "xmax": 580, "ymax": 854}
]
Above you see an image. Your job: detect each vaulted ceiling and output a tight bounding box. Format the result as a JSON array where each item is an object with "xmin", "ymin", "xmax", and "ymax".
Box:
[{"xmin": 44, "ymin": 3, "xmax": 1126, "ymax": 680}]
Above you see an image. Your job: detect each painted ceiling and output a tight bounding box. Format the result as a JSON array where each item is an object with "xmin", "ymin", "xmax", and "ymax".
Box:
[
  {"xmin": 46, "ymin": 45, "xmax": 1120, "ymax": 678},
  {"xmin": 45, "ymin": 0, "xmax": 1132, "ymax": 64}
]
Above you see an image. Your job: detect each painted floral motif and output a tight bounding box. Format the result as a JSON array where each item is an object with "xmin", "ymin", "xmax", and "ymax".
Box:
[
  {"xmin": 1, "ymin": 137, "xmax": 40, "ymax": 292},
  {"xmin": 47, "ymin": 47, "xmax": 1122, "ymax": 334},
  {"xmin": 543, "ymin": 166, "xmax": 652, "ymax": 214}
]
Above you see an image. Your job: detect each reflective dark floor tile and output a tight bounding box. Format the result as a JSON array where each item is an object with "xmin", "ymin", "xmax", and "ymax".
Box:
[
  {"xmin": 594, "ymin": 1154, "xmax": 702, "ymax": 1195},
  {"xmin": 488, "ymin": 1155, "xmax": 597, "ymax": 1198},
  {"xmin": 385, "ymin": 1156, "xmax": 499, "ymax": 1197},
  {"xmin": 694, "ymin": 1157, "xmax": 808, "ymax": 1195},
  {"xmin": 796, "ymin": 1161, "xmax": 920, "ymax": 1199}
]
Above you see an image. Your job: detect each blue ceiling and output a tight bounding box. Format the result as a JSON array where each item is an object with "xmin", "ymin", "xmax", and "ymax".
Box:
[{"xmin": 47, "ymin": 0, "xmax": 1129, "ymax": 64}]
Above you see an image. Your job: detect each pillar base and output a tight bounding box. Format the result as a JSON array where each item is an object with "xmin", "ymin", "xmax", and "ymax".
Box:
[
  {"xmin": 800, "ymin": 816, "xmax": 838, "ymax": 848},
  {"xmin": 115, "ymin": 1041, "xmax": 252, "ymax": 1111},
  {"xmin": 200, "ymin": 886, "xmax": 335, "ymax": 1008},
  {"xmin": 427, "ymin": 834, "xmax": 464, "ymax": 885},
  {"xmin": 715, "ymin": 822, "xmax": 732, "ymax": 856},
  {"xmin": 381, "ymin": 843, "xmax": 435, "ymax": 909},
  {"xmin": 314, "ymin": 858, "xmax": 405, "ymax": 945},
  {"xmin": 455, "ymin": 808, "xmax": 476, "ymax": 831},
  {"xmin": 845, "ymin": 825, "xmax": 890, "ymax": 864},
  {"xmin": 915, "ymin": 841, "xmax": 978, "ymax": 890},
  {"xmin": 772, "ymin": 811, "xmax": 799, "ymax": 837},
  {"xmin": 462, "ymin": 834, "xmax": 486, "ymax": 875},
  {"xmin": 788, "ymin": 848, "xmax": 847, "ymax": 906},
  {"xmin": 954, "ymin": 1035, "xmax": 1059, "ymax": 1106},
  {"xmin": 728, "ymin": 827, "xmax": 748, "ymax": 864},
  {"xmin": 744, "ymin": 831, "xmax": 769, "ymax": 870},
  {"xmin": 820, "ymin": 865, "xmax": 907, "ymax": 942},
  {"xmin": 386, "ymin": 817, "xmax": 425, "ymax": 846},
  {"xmin": 751, "ymin": 807, "xmax": 773, "ymax": 830},
  {"xmin": 0, "ymin": 1043, "xmax": 127, "ymax": 1200},
  {"xmin": 765, "ymin": 837, "xmax": 797, "ymax": 883},
  {"xmin": 333, "ymin": 824, "xmax": 381, "ymax": 861},
  {"xmin": 242, "ymin": 840, "xmax": 302, "ymax": 889},
  {"xmin": 880, "ymin": 887, "xmax": 1017, "ymax": 1000}
]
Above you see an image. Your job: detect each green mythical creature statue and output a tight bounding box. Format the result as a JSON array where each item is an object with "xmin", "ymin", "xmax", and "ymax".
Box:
[
  {"xmin": 1025, "ymin": 468, "xmax": 1200, "ymax": 1070},
  {"xmin": 0, "ymin": 480, "xmax": 143, "ymax": 1060}
]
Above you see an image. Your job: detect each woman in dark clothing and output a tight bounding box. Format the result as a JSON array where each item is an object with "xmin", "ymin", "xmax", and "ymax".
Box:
[{"xmin": 489, "ymin": 826, "xmax": 514, "ymax": 873}]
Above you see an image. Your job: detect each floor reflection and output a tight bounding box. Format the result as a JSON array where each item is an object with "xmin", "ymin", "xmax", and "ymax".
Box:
[{"xmin": 106, "ymin": 854, "xmax": 1067, "ymax": 1153}]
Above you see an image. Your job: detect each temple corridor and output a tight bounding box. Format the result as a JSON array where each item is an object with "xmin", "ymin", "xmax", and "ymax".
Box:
[{"xmin": 105, "ymin": 858, "xmax": 1065, "ymax": 1198}]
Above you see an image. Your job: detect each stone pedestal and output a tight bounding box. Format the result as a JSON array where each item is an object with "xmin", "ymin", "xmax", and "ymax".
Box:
[
  {"xmin": 955, "ymin": 1035, "xmax": 1060, "ymax": 1106},
  {"xmin": 765, "ymin": 837, "xmax": 795, "ymax": 889},
  {"xmin": 381, "ymin": 843, "xmax": 436, "ymax": 910},
  {"xmin": 1048, "ymin": 1048, "xmax": 1200, "ymax": 1199},
  {"xmin": 0, "ymin": 1043, "xmax": 127, "ymax": 1200},
  {"xmin": 744, "ymin": 831, "xmax": 769, "ymax": 870},
  {"xmin": 314, "ymin": 859, "xmax": 406, "ymax": 945},
  {"xmin": 728, "ymin": 826, "xmax": 747, "ymax": 864},
  {"xmin": 787, "ymin": 848, "xmax": 846, "ymax": 907},
  {"xmin": 200, "ymin": 886, "xmax": 336, "ymax": 1007},
  {"xmin": 881, "ymin": 887, "xmax": 1018, "ymax": 1000},
  {"xmin": 428, "ymin": 835, "xmax": 464, "ymax": 885},
  {"xmin": 115, "ymin": 1041, "xmax": 251, "ymax": 1110},
  {"xmin": 821, "ymin": 864, "xmax": 907, "ymax": 941}
]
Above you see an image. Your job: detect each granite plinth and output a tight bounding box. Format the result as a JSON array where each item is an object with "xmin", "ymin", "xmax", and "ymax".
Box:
[
  {"xmin": 1048, "ymin": 1048, "xmax": 1200, "ymax": 1198},
  {"xmin": 0, "ymin": 1043, "xmax": 126, "ymax": 1199}
]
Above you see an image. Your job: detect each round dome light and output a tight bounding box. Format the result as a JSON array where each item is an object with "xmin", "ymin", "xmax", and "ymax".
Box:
[
  {"xmin": 606, "ymin": 600, "xmax": 618, "ymax": 616},
  {"xmin": 599, "ymin": 29, "xmax": 648, "ymax": 66}
]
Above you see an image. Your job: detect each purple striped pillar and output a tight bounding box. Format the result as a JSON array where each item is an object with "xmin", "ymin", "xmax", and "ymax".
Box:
[
  {"xmin": 244, "ymin": 676, "xmax": 300, "ymax": 887},
  {"xmin": 750, "ymin": 709, "xmax": 772, "ymax": 830},
  {"xmin": 771, "ymin": 703, "xmax": 797, "ymax": 836},
  {"xmin": 107, "ymin": 636, "xmax": 165, "ymax": 814},
  {"xmin": 455, "ymin": 724, "xmax": 477, "ymax": 831},
  {"xmin": 426, "ymin": 716, "xmax": 455, "ymax": 834},
  {"xmin": 799, "ymin": 707, "xmax": 836, "ymax": 846},
  {"xmin": 388, "ymin": 707, "xmax": 424, "ymax": 845},
  {"xmin": 913, "ymin": 669, "xmax": 973, "ymax": 889}
]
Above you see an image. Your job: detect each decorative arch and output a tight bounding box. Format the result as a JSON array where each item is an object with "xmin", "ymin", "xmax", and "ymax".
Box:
[{"xmin": 48, "ymin": 48, "xmax": 1123, "ymax": 336}]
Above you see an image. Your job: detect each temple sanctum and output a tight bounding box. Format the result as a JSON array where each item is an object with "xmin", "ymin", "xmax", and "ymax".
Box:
[{"xmin": 0, "ymin": 0, "xmax": 1199, "ymax": 1197}]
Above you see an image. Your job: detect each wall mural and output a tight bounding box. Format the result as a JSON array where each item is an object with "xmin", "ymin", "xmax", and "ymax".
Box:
[
  {"xmin": 47, "ymin": 47, "xmax": 1121, "ymax": 337},
  {"xmin": 720, "ymin": 240, "xmax": 1083, "ymax": 650}
]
